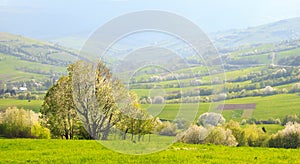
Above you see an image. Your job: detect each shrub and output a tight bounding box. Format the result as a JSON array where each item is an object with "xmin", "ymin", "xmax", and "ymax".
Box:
[
  {"xmin": 0, "ymin": 107, "xmax": 35, "ymax": 138},
  {"xmin": 269, "ymin": 122, "xmax": 300, "ymax": 148},
  {"xmin": 173, "ymin": 118, "xmax": 190, "ymax": 129},
  {"xmin": 176, "ymin": 124, "xmax": 209, "ymax": 144},
  {"xmin": 153, "ymin": 96, "xmax": 165, "ymax": 104},
  {"xmin": 244, "ymin": 124, "xmax": 269, "ymax": 147},
  {"xmin": 0, "ymin": 107, "xmax": 49, "ymax": 139},
  {"xmin": 246, "ymin": 118, "xmax": 281, "ymax": 125},
  {"xmin": 262, "ymin": 86, "xmax": 275, "ymax": 95},
  {"xmin": 197, "ymin": 112, "xmax": 226, "ymax": 127},
  {"xmin": 225, "ymin": 120, "xmax": 247, "ymax": 146},
  {"xmin": 176, "ymin": 124, "xmax": 238, "ymax": 146},
  {"xmin": 156, "ymin": 121, "xmax": 178, "ymax": 136},
  {"xmin": 289, "ymin": 83, "xmax": 300, "ymax": 93},
  {"xmin": 31, "ymin": 123, "xmax": 50, "ymax": 139},
  {"xmin": 204, "ymin": 126, "xmax": 238, "ymax": 146},
  {"xmin": 282, "ymin": 114, "xmax": 300, "ymax": 126}
]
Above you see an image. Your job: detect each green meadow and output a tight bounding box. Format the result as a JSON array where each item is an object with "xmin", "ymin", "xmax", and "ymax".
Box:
[{"xmin": 0, "ymin": 139, "xmax": 299, "ymax": 163}]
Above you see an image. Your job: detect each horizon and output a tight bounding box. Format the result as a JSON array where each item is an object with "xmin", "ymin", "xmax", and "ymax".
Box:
[{"xmin": 0, "ymin": 0, "xmax": 300, "ymax": 40}]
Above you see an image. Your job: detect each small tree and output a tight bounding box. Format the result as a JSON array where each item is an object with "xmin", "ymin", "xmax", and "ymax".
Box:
[{"xmin": 116, "ymin": 92, "xmax": 157, "ymax": 141}]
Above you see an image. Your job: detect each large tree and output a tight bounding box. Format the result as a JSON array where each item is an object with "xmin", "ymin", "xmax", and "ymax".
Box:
[{"xmin": 71, "ymin": 60, "xmax": 129, "ymax": 140}]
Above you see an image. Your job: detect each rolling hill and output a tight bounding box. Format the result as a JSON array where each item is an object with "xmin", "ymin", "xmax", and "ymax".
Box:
[
  {"xmin": 48, "ymin": 17, "xmax": 300, "ymax": 51},
  {"xmin": 211, "ymin": 17, "xmax": 300, "ymax": 49},
  {"xmin": 0, "ymin": 32, "xmax": 79, "ymax": 84}
]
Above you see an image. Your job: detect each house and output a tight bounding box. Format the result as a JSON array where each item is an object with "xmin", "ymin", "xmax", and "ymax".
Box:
[{"xmin": 19, "ymin": 87, "xmax": 28, "ymax": 92}]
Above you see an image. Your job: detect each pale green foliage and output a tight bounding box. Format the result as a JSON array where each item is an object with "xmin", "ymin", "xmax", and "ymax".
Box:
[
  {"xmin": 282, "ymin": 114, "xmax": 300, "ymax": 125},
  {"xmin": 225, "ymin": 120, "xmax": 247, "ymax": 146},
  {"xmin": 41, "ymin": 75, "xmax": 80, "ymax": 139},
  {"xmin": 244, "ymin": 124, "xmax": 269, "ymax": 147},
  {"xmin": 197, "ymin": 112, "xmax": 226, "ymax": 127},
  {"xmin": 0, "ymin": 107, "xmax": 35, "ymax": 138},
  {"xmin": 72, "ymin": 61, "xmax": 126, "ymax": 140},
  {"xmin": 116, "ymin": 92, "xmax": 157, "ymax": 141},
  {"xmin": 269, "ymin": 122, "xmax": 300, "ymax": 148},
  {"xmin": 0, "ymin": 107, "xmax": 49, "ymax": 138},
  {"xmin": 176, "ymin": 124, "xmax": 210, "ymax": 144},
  {"xmin": 156, "ymin": 121, "xmax": 178, "ymax": 136},
  {"xmin": 174, "ymin": 118, "xmax": 190, "ymax": 129},
  {"xmin": 205, "ymin": 126, "xmax": 238, "ymax": 146},
  {"xmin": 31, "ymin": 123, "xmax": 50, "ymax": 139},
  {"xmin": 289, "ymin": 83, "xmax": 300, "ymax": 93}
]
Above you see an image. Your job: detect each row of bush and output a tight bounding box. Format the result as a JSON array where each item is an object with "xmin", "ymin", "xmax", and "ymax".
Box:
[
  {"xmin": 2, "ymin": 107, "xmax": 300, "ymax": 149},
  {"xmin": 157, "ymin": 113, "xmax": 300, "ymax": 149}
]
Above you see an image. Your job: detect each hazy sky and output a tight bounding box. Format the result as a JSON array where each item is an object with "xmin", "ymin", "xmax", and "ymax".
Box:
[{"xmin": 0, "ymin": 0, "xmax": 300, "ymax": 38}]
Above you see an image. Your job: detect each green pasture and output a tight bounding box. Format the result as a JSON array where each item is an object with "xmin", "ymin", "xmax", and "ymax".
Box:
[{"xmin": 0, "ymin": 139, "xmax": 299, "ymax": 163}]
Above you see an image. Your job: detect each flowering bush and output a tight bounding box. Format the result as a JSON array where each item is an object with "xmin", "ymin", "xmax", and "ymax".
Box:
[
  {"xmin": 269, "ymin": 122, "xmax": 300, "ymax": 148},
  {"xmin": 175, "ymin": 124, "xmax": 209, "ymax": 144},
  {"xmin": 197, "ymin": 112, "xmax": 226, "ymax": 127}
]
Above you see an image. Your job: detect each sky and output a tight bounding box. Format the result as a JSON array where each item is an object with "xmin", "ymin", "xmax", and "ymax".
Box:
[{"xmin": 0, "ymin": 0, "xmax": 300, "ymax": 39}]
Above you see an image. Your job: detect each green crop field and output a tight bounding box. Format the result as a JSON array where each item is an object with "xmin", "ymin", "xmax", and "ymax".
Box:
[
  {"xmin": 0, "ymin": 139, "xmax": 299, "ymax": 163},
  {"xmin": 0, "ymin": 53, "xmax": 67, "ymax": 82},
  {"xmin": 141, "ymin": 94, "xmax": 300, "ymax": 122}
]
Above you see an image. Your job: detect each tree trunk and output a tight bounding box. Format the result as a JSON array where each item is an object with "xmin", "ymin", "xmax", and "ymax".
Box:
[
  {"xmin": 123, "ymin": 129, "xmax": 128, "ymax": 140},
  {"xmin": 101, "ymin": 113, "xmax": 113, "ymax": 140},
  {"xmin": 138, "ymin": 132, "xmax": 141, "ymax": 142},
  {"xmin": 65, "ymin": 133, "xmax": 69, "ymax": 139},
  {"xmin": 92, "ymin": 123, "xmax": 97, "ymax": 139}
]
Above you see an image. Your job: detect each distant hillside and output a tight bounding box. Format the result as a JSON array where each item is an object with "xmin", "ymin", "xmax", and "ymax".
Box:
[
  {"xmin": 0, "ymin": 32, "xmax": 79, "ymax": 66},
  {"xmin": 211, "ymin": 17, "xmax": 300, "ymax": 48},
  {"xmin": 49, "ymin": 17, "xmax": 300, "ymax": 51},
  {"xmin": 0, "ymin": 32, "xmax": 79, "ymax": 84}
]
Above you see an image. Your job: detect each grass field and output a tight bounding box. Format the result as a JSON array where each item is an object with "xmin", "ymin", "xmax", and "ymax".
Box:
[
  {"xmin": 140, "ymin": 94, "xmax": 300, "ymax": 122},
  {"xmin": 0, "ymin": 53, "xmax": 67, "ymax": 82},
  {"xmin": 255, "ymin": 124, "xmax": 284, "ymax": 135},
  {"xmin": 0, "ymin": 99, "xmax": 43, "ymax": 112},
  {"xmin": 0, "ymin": 139, "xmax": 299, "ymax": 163}
]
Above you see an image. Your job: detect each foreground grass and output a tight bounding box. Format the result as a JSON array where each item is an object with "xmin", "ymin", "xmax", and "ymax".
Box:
[{"xmin": 0, "ymin": 139, "xmax": 300, "ymax": 163}]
